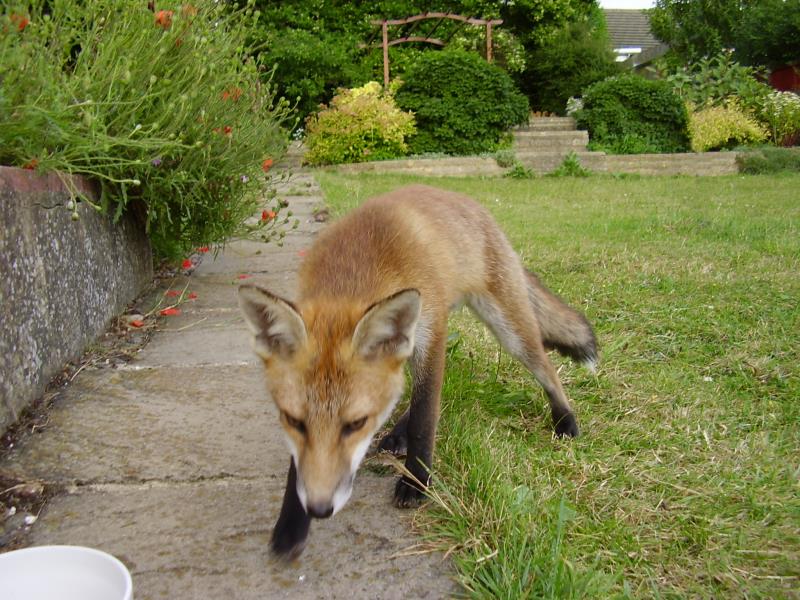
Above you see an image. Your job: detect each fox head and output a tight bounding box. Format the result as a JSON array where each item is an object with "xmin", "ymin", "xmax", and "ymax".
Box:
[{"xmin": 238, "ymin": 284, "xmax": 421, "ymax": 519}]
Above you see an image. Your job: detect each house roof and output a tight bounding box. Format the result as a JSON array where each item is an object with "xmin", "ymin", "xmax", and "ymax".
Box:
[{"xmin": 604, "ymin": 9, "xmax": 661, "ymax": 52}]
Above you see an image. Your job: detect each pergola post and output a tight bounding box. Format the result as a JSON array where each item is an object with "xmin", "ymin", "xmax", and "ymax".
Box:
[
  {"xmin": 382, "ymin": 21, "xmax": 389, "ymax": 88},
  {"xmin": 486, "ymin": 22, "xmax": 493, "ymax": 63}
]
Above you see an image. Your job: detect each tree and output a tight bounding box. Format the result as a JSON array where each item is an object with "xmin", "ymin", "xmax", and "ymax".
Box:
[
  {"xmin": 649, "ymin": 0, "xmax": 742, "ymax": 64},
  {"xmin": 650, "ymin": 0, "xmax": 800, "ymax": 69},
  {"xmin": 521, "ymin": 19, "xmax": 621, "ymax": 114},
  {"xmin": 735, "ymin": 0, "xmax": 800, "ymax": 68}
]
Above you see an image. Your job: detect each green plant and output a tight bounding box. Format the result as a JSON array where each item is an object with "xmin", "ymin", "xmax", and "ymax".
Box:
[
  {"xmin": 0, "ymin": 0, "xmax": 292, "ymax": 258},
  {"xmin": 734, "ymin": 0, "xmax": 800, "ymax": 68},
  {"xmin": 395, "ymin": 50, "xmax": 529, "ymax": 156},
  {"xmin": 505, "ymin": 162, "xmax": 535, "ymax": 179},
  {"xmin": 303, "ymin": 82, "xmax": 415, "ymax": 166},
  {"xmin": 688, "ymin": 101, "xmax": 767, "ymax": 152},
  {"xmin": 737, "ymin": 147, "xmax": 800, "ymax": 173},
  {"xmin": 666, "ymin": 54, "xmax": 771, "ymax": 114},
  {"xmin": 576, "ymin": 74, "xmax": 690, "ymax": 154},
  {"xmin": 549, "ymin": 151, "xmax": 590, "ymax": 176},
  {"xmin": 758, "ymin": 91, "xmax": 800, "ymax": 147}
]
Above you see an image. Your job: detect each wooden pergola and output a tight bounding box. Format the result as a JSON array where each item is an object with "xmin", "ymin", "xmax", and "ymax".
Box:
[{"xmin": 365, "ymin": 12, "xmax": 503, "ymax": 87}]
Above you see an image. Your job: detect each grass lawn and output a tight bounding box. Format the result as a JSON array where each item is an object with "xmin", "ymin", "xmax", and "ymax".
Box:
[{"xmin": 316, "ymin": 172, "xmax": 800, "ymax": 599}]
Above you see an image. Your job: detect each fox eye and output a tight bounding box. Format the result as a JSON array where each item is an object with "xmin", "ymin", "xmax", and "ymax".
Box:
[
  {"xmin": 283, "ymin": 412, "xmax": 306, "ymax": 435},
  {"xmin": 342, "ymin": 416, "xmax": 368, "ymax": 436}
]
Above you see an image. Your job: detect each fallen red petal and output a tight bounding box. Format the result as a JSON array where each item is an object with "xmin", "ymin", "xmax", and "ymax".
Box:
[
  {"xmin": 188, "ymin": 292, "xmax": 198, "ymax": 300},
  {"xmin": 197, "ymin": 246, "xmax": 209, "ymax": 253},
  {"xmin": 237, "ymin": 274, "xmax": 252, "ymax": 280},
  {"xmin": 129, "ymin": 320, "xmax": 145, "ymax": 328},
  {"xmin": 165, "ymin": 290, "xmax": 180, "ymax": 297},
  {"xmin": 159, "ymin": 307, "xmax": 181, "ymax": 316}
]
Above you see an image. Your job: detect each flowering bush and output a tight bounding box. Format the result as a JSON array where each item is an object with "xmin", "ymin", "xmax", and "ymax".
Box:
[
  {"xmin": 687, "ymin": 102, "xmax": 767, "ymax": 152},
  {"xmin": 303, "ymin": 82, "xmax": 415, "ymax": 166},
  {"xmin": 758, "ymin": 91, "xmax": 800, "ymax": 146},
  {"xmin": 0, "ymin": 0, "xmax": 293, "ymax": 258}
]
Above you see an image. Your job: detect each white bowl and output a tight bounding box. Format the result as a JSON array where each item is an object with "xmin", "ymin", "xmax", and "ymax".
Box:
[{"xmin": 0, "ymin": 545, "xmax": 133, "ymax": 600}]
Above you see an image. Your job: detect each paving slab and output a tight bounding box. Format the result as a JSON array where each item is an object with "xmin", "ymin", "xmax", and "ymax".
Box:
[{"xmin": 0, "ymin": 171, "xmax": 457, "ymax": 599}]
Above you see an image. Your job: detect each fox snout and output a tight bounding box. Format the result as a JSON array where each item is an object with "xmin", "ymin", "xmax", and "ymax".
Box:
[{"xmin": 296, "ymin": 466, "xmax": 355, "ymax": 519}]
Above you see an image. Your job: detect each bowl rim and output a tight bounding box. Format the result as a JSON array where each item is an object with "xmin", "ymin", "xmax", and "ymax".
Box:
[{"xmin": 0, "ymin": 544, "xmax": 132, "ymax": 600}]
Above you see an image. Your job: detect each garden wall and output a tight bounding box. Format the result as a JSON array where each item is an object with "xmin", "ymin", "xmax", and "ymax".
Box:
[{"xmin": 0, "ymin": 166, "xmax": 152, "ymax": 432}]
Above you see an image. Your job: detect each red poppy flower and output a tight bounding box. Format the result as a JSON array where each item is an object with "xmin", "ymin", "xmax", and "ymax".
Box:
[
  {"xmin": 22, "ymin": 158, "xmax": 38, "ymax": 170},
  {"xmin": 10, "ymin": 13, "xmax": 29, "ymax": 32},
  {"xmin": 237, "ymin": 274, "xmax": 252, "ymax": 280},
  {"xmin": 160, "ymin": 307, "xmax": 181, "ymax": 316},
  {"xmin": 181, "ymin": 258, "xmax": 192, "ymax": 269},
  {"xmin": 197, "ymin": 246, "xmax": 209, "ymax": 253},
  {"xmin": 154, "ymin": 10, "xmax": 173, "ymax": 29},
  {"xmin": 261, "ymin": 209, "xmax": 276, "ymax": 221},
  {"xmin": 188, "ymin": 292, "xmax": 198, "ymax": 300},
  {"xmin": 261, "ymin": 158, "xmax": 273, "ymax": 173},
  {"xmin": 223, "ymin": 125, "xmax": 232, "ymax": 136},
  {"xmin": 222, "ymin": 87, "xmax": 243, "ymax": 102},
  {"xmin": 129, "ymin": 319, "xmax": 145, "ymax": 328}
]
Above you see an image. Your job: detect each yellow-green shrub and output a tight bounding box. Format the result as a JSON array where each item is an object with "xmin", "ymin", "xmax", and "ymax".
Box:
[
  {"xmin": 688, "ymin": 102, "xmax": 767, "ymax": 152},
  {"xmin": 304, "ymin": 82, "xmax": 415, "ymax": 165}
]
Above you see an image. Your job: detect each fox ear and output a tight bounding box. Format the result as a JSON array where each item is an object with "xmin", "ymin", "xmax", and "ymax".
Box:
[
  {"xmin": 353, "ymin": 289, "xmax": 421, "ymax": 361},
  {"xmin": 238, "ymin": 285, "xmax": 307, "ymax": 359}
]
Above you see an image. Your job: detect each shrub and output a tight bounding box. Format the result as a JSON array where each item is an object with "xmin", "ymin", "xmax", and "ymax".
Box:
[
  {"xmin": 303, "ymin": 82, "xmax": 415, "ymax": 166},
  {"xmin": 575, "ymin": 74, "xmax": 690, "ymax": 154},
  {"xmin": 688, "ymin": 102, "xmax": 767, "ymax": 152},
  {"xmin": 758, "ymin": 91, "xmax": 800, "ymax": 147},
  {"xmin": 736, "ymin": 147, "xmax": 800, "ymax": 173},
  {"xmin": 0, "ymin": 0, "xmax": 292, "ymax": 258},
  {"xmin": 394, "ymin": 50, "xmax": 529, "ymax": 156}
]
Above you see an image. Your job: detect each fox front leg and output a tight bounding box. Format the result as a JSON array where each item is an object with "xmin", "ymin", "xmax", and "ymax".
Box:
[
  {"xmin": 271, "ymin": 458, "xmax": 311, "ymax": 559},
  {"xmin": 394, "ymin": 327, "xmax": 446, "ymax": 508}
]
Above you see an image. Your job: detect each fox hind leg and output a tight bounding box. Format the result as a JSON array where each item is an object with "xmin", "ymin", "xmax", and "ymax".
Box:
[{"xmin": 467, "ymin": 289, "xmax": 579, "ymax": 438}]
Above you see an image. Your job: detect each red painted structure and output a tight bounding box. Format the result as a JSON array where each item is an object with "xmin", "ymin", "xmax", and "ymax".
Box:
[{"xmin": 769, "ymin": 64, "xmax": 800, "ymax": 92}]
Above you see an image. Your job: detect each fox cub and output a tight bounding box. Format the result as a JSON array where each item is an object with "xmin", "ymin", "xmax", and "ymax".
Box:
[{"xmin": 239, "ymin": 185, "xmax": 597, "ymax": 558}]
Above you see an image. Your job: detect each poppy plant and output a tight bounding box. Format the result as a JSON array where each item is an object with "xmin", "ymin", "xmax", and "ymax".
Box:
[
  {"xmin": 10, "ymin": 13, "xmax": 29, "ymax": 32},
  {"xmin": 154, "ymin": 10, "xmax": 173, "ymax": 29},
  {"xmin": 222, "ymin": 88, "xmax": 243, "ymax": 102}
]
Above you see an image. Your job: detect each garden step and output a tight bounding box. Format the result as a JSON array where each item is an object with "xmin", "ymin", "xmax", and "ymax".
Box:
[
  {"xmin": 515, "ymin": 116, "xmax": 577, "ymax": 132},
  {"xmin": 512, "ymin": 130, "xmax": 589, "ymax": 151}
]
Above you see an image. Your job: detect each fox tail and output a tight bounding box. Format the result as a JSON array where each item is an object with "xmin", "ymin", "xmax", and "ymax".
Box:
[{"xmin": 525, "ymin": 269, "xmax": 598, "ymax": 371}]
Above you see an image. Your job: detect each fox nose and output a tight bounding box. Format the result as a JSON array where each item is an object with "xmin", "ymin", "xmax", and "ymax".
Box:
[{"xmin": 306, "ymin": 501, "xmax": 334, "ymax": 519}]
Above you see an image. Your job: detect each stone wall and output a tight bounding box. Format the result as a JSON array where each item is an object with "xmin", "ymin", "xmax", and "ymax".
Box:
[
  {"xmin": 0, "ymin": 167, "xmax": 153, "ymax": 431},
  {"xmin": 319, "ymin": 151, "xmax": 741, "ymax": 177}
]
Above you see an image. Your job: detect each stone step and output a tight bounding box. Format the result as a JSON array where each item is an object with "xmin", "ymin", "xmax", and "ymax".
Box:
[
  {"xmin": 513, "ymin": 130, "xmax": 589, "ymax": 151},
  {"xmin": 516, "ymin": 116, "xmax": 577, "ymax": 132}
]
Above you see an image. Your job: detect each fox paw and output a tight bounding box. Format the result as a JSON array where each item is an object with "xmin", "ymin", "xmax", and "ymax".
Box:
[
  {"xmin": 378, "ymin": 431, "xmax": 408, "ymax": 456},
  {"xmin": 270, "ymin": 514, "xmax": 310, "ymax": 560},
  {"xmin": 378, "ymin": 413, "xmax": 409, "ymax": 455},
  {"xmin": 393, "ymin": 476, "xmax": 427, "ymax": 509},
  {"xmin": 554, "ymin": 413, "xmax": 580, "ymax": 438}
]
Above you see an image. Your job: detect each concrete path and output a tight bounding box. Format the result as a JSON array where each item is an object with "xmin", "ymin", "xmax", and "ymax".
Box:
[{"xmin": 0, "ymin": 172, "xmax": 456, "ymax": 599}]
